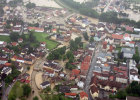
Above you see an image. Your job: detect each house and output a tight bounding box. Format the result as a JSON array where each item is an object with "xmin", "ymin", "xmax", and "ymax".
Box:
[
  {"xmin": 24, "ymin": 58, "xmax": 34, "ymax": 65},
  {"xmin": 16, "ymin": 66, "xmax": 23, "ymax": 72},
  {"xmin": 72, "ymin": 69, "xmax": 80, "ymax": 77},
  {"xmin": 0, "ymin": 57, "xmax": 8, "ymax": 64},
  {"xmin": 16, "ymin": 57, "xmax": 24, "ymax": 63},
  {"xmin": 134, "ymin": 28, "xmax": 140, "ymax": 32},
  {"xmin": 112, "ymin": 34, "xmax": 123, "ymax": 40},
  {"xmin": 80, "ymin": 56, "xmax": 91, "ymax": 76},
  {"xmin": 40, "ymin": 81, "xmax": 50, "ymax": 89},
  {"xmin": 77, "ymin": 81, "xmax": 84, "ymax": 89},
  {"xmin": 0, "ymin": 41, "xmax": 7, "ymax": 47},
  {"xmin": 79, "ymin": 91, "xmax": 88, "ymax": 100},
  {"xmin": 59, "ymin": 72, "xmax": 66, "ymax": 78},
  {"xmin": 88, "ymin": 42, "xmax": 96, "ymax": 51},
  {"xmin": 18, "ymin": 38, "xmax": 23, "ymax": 43},
  {"xmin": 123, "ymin": 33, "xmax": 131, "ymax": 41},
  {"xmin": 12, "ymin": 27, "xmax": 21, "ymax": 33},
  {"xmin": 40, "ymin": 42, "xmax": 46, "ymax": 47},
  {"xmin": 121, "ymin": 48, "xmax": 135, "ymax": 58},
  {"xmin": 11, "ymin": 42, "xmax": 19, "ymax": 46},
  {"xmin": 43, "ymin": 61, "xmax": 62, "ymax": 72},
  {"xmin": 125, "ymin": 26, "xmax": 134, "ymax": 32},
  {"xmin": 126, "ymin": 96, "xmax": 140, "ymax": 100},
  {"xmin": 1, "ymin": 67, "xmax": 12, "ymax": 75},
  {"xmin": 28, "ymin": 27, "xmax": 44, "ymax": 32},
  {"xmin": 131, "ymin": 34, "xmax": 140, "ymax": 40},
  {"xmin": 129, "ymin": 60, "xmax": 140, "ymax": 83},
  {"xmin": 112, "ymin": 34, "xmax": 123, "ymax": 44},
  {"xmin": 105, "ymin": 36, "xmax": 114, "ymax": 44},
  {"xmin": 59, "ymin": 85, "xmax": 70, "ymax": 93},
  {"xmin": 70, "ymin": 86, "xmax": 78, "ymax": 91},
  {"xmin": 65, "ymin": 93, "xmax": 77, "ymax": 98},
  {"xmin": 43, "ymin": 68, "xmax": 55, "ymax": 77},
  {"xmin": 90, "ymin": 85, "xmax": 99, "ymax": 99},
  {"xmin": 52, "ymin": 29, "xmax": 57, "ymax": 33}
]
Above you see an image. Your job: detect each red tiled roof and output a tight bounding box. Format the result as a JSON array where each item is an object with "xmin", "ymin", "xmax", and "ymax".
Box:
[
  {"xmin": 43, "ymin": 68, "xmax": 54, "ymax": 74},
  {"xmin": 112, "ymin": 34, "xmax": 123, "ymax": 40},
  {"xmin": 125, "ymin": 26, "xmax": 133, "ymax": 32},
  {"xmin": 129, "ymin": 41, "xmax": 135, "ymax": 44},
  {"xmin": 65, "ymin": 93, "xmax": 77, "ymax": 96},
  {"xmin": 5, "ymin": 63, "xmax": 11, "ymax": 66},
  {"xmin": 11, "ymin": 42, "xmax": 18, "ymax": 46},
  {"xmin": 28, "ymin": 27, "xmax": 44, "ymax": 31},
  {"xmin": 90, "ymin": 85, "xmax": 98, "ymax": 94},
  {"xmin": 81, "ymin": 56, "xmax": 91, "ymax": 71},
  {"xmin": 124, "ymin": 33, "xmax": 130, "ymax": 37},
  {"xmin": 0, "ymin": 57, "xmax": 8, "ymax": 61},
  {"xmin": 72, "ymin": 69, "xmax": 80, "ymax": 76},
  {"xmin": 18, "ymin": 38, "xmax": 23, "ymax": 42},
  {"xmin": 17, "ymin": 57, "xmax": 24, "ymax": 60},
  {"xmin": 12, "ymin": 55, "xmax": 18, "ymax": 59},
  {"xmin": 52, "ymin": 29, "xmax": 57, "ymax": 31},
  {"xmin": 80, "ymin": 91, "xmax": 88, "ymax": 98}
]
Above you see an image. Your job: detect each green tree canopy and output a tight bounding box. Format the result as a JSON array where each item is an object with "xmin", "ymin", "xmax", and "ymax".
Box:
[
  {"xmin": 22, "ymin": 84, "xmax": 31, "ymax": 97},
  {"xmin": 33, "ymin": 96, "xmax": 39, "ymax": 100}
]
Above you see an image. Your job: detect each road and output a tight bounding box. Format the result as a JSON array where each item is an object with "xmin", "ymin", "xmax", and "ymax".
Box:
[
  {"xmin": 103, "ymin": 0, "xmax": 114, "ymax": 12},
  {"xmin": 84, "ymin": 42, "xmax": 101, "ymax": 100},
  {"xmin": 28, "ymin": 53, "xmax": 48, "ymax": 100}
]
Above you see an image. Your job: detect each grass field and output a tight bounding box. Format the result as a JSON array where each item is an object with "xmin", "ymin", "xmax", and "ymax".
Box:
[
  {"xmin": 8, "ymin": 81, "xmax": 23, "ymax": 99},
  {"xmin": 33, "ymin": 32, "xmax": 59, "ymax": 50},
  {"xmin": 0, "ymin": 35, "xmax": 11, "ymax": 42}
]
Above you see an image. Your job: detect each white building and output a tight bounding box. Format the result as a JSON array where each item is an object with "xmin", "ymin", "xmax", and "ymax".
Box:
[
  {"xmin": 1, "ymin": 67, "xmax": 12, "ymax": 75},
  {"xmin": 40, "ymin": 81, "xmax": 50, "ymax": 89}
]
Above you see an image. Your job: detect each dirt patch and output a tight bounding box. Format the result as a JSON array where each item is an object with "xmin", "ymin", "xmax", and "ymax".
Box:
[{"xmin": 35, "ymin": 72, "xmax": 43, "ymax": 89}]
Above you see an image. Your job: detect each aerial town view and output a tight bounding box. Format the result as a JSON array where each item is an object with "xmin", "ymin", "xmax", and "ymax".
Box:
[{"xmin": 0, "ymin": 0, "xmax": 140, "ymax": 100}]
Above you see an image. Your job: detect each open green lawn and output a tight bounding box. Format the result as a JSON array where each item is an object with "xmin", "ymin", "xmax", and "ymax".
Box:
[
  {"xmin": 33, "ymin": 32, "xmax": 59, "ymax": 50},
  {"xmin": 0, "ymin": 35, "xmax": 11, "ymax": 42},
  {"xmin": 8, "ymin": 81, "xmax": 23, "ymax": 99}
]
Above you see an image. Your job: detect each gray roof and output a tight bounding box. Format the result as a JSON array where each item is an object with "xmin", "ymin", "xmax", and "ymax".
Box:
[
  {"xmin": 41, "ymin": 81, "xmax": 50, "ymax": 86},
  {"xmin": 97, "ymin": 53, "xmax": 106, "ymax": 58},
  {"xmin": 121, "ymin": 48, "xmax": 135, "ymax": 54}
]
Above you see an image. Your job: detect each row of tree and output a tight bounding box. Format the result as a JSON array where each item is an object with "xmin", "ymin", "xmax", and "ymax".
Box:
[
  {"xmin": 26, "ymin": 2, "xmax": 36, "ymax": 9},
  {"xmin": 47, "ymin": 46, "xmax": 66, "ymax": 60},
  {"xmin": 60, "ymin": 0, "xmax": 99, "ymax": 18},
  {"xmin": 99, "ymin": 11, "xmax": 140, "ymax": 28},
  {"xmin": 110, "ymin": 81, "xmax": 140, "ymax": 99},
  {"xmin": 70, "ymin": 37, "xmax": 83, "ymax": 51}
]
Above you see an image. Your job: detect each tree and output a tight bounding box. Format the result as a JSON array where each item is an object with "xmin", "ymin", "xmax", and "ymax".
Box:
[
  {"xmin": 4, "ymin": 75, "xmax": 13, "ymax": 84},
  {"xmin": 22, "ymin": 84, "xmax": 31, "ymax": 97},
  {"xmin": 115, "ymin": 90, "xmax": 126, "ymax": 99},
  {"xmin": 66, "ymin": 51, "xmax": 74, "ymax": 59},
  {"xmin": 10, "ymin": 32, "xmax": 20, "ymax": 42},
  {"xmin": 70, "ymin": 37, "xmax": 82, "ymax": 51},
  {"xmin": 27, "ymin": 66, "xmax": 30, "ymax": 70},
  {"xmin": 83, "ymin": 32, "xmax": 89, "ymax": 41},
  {"xmin": 26, "ymin": 2, "xmax": 36, "ymax": 9},
  {"xmin": 138, "ymin": 65, "xmax": 140, "ymax": 75},
  {"xmin": 33, "ymin": 96, "xmax": 39, "ymax": 100},
  {"xmin": 29, "ymin": 31, "xmax": 36, "ymax": 43},
  {"xmin": 0, "ymin": 8, "xmax": 4, "ymax": 16},
  {"xmin": 43, "ymin": 87, "xmax": 51, "ymax": 93},
  {"xmin": 8, "ymin": 94, "xmax": 16, "ymax": 100},
  {"xmin": 47, "ymin": 46, "xmax": 66, "ymax": 60},
  {"xmin": 89, "ymin": 37, "xmax": 94, "ymax": 43},
  {"xmin": 65, "ymin": 62, "xmax": 76, "ymax": 70},
  {"xmin": 133, "ymin": 54, "xmax": 140, "ymax": 64}
]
